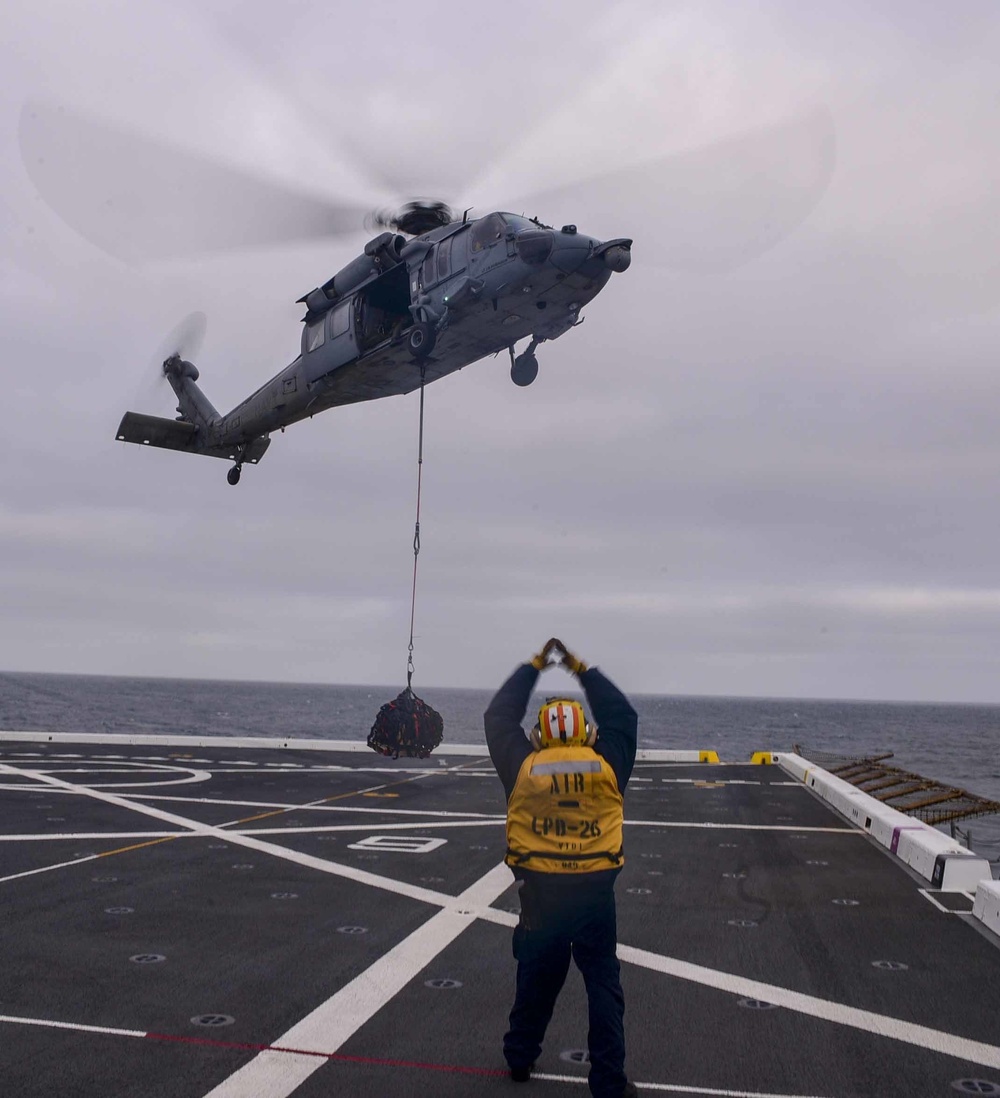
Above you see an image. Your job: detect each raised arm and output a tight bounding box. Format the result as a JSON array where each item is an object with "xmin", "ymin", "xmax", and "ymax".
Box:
[
  {"xmin": 549, "ymin": 639, "xmax": 637, "ymax": 793},
  {"xmin": 579, "ymin": 667, "xmax": 638, "ymax": 793},
  {"xmin": 484, "ymin": 662, "xmax": 538, "ymax": 801}
]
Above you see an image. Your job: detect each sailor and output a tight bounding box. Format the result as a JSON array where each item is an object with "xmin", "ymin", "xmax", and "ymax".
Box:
[{"xmin": 484, "ymin": 638, "xmax": 639, "ymax": 1098}]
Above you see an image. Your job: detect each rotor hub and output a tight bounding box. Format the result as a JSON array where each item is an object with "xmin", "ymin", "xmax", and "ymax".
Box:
[{"xmin": 371, "ymin": 200, "xmax": 454, "ymax": 237}]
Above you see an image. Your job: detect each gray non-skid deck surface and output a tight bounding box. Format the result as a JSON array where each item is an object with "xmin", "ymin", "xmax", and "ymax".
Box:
[{"xmin": 1, "ymin": 741, "xmax": 999, "ymax": 1098}]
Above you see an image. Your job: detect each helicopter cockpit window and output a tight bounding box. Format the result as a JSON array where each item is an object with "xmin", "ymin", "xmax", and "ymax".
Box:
[
  {"xmin": 501, "ymin": 214, "xmax": 536, "ymax": 234},
  {"xmin": 470, "ymin": 213, "xmax": 505, "ymax": 253},
  {"xmin": 304, "ymin": 317, "xmax": 325, "ymax": 353}
]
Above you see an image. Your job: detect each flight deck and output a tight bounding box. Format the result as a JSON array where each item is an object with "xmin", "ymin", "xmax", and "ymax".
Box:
[{"xmin": 0, "ymin": 735, "xmax": 998, "ymax": 1098}]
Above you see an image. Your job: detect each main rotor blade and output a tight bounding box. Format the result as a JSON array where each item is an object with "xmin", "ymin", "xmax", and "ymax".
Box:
[
  {"xmin": 515, "ymin": 108, "xmax": 836, "ymax": 274},
  {"xmin": 19, "ymin": 103, "xmax": 369, "ymax": 262}
]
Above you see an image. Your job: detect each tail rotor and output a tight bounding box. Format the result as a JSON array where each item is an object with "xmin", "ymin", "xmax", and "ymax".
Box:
[
  {"xmin": 131, "ymin": 311, "xmax": 207, "ymax": 413},
  {"xmin": 156, "ymin": 311, "xmax": 206, "ymax": 379}
]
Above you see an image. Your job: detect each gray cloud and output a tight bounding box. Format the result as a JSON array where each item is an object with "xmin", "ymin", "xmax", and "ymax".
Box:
[{"xmin": 2, "ymin": 0, "xmax": 1000, "ymax": 702}]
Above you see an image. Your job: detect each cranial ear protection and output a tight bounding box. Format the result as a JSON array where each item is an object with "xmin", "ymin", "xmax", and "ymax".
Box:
[{"xmin": 530, "ymin": 697, "xmax": 597, "ymax": 750}]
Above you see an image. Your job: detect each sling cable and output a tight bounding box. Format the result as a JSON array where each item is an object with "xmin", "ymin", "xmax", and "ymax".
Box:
[{"xmin": 368, "ymin": 366, "xmax": 444, "ymax": 758}]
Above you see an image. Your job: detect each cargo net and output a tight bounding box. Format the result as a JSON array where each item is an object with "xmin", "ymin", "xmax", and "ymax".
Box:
[
  {"xmin": 797, "ymin": 747, "xmax": 1000, "ymax": 826},
  {"xmin": 368, "ymin": 688, "xmax": 444, "ymax": 759}
]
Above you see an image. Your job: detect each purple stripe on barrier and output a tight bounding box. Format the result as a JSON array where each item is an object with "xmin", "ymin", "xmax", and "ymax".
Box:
[{"xmin": 890, "ymin": 826, "xmax": 923, "ymax": 854}]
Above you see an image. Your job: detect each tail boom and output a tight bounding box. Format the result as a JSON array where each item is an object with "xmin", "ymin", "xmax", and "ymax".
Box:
[{"xmin": 116, "ymin": 355, "xmax": 269, "ymax": 465}]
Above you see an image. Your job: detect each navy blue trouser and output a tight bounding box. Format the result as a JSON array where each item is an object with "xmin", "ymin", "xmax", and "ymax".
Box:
[{"xmin": 504, "ymin": 875, "xmax": 626, "ymax": 1098}]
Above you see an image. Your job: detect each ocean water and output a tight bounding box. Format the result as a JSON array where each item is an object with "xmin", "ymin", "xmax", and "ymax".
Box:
[{"xmin": 1, "ymin": 671, "xmax": 998, "ymax": 864}]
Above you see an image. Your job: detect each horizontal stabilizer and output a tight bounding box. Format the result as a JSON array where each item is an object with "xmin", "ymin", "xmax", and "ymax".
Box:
[
  {"xmin": 115, "ymin": 412, "xmax": 270, "ymax": 463},
  {"xmin": 116, "ymin": 412, "xmax": 198, "ymax": 451}
]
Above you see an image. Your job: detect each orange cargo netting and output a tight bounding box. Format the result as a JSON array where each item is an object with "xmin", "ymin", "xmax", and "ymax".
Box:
[{"xmin": 795, "ymin": 747, "xmax": 1000, "ymax": 826}]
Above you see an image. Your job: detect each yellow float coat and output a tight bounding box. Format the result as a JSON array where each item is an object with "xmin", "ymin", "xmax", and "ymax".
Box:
[{"xmin": 505, "ymin": 745, "xmax": 624, "ymax": 874}]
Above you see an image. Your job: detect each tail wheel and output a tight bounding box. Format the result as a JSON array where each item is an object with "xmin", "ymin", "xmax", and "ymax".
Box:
[
  {"xmin": 227, "ymin": 465, "xmax": 242, "ymax": 486},
  {"xmin": 407, "ymin": 321, "xmax": 436, "ymax": 359}
]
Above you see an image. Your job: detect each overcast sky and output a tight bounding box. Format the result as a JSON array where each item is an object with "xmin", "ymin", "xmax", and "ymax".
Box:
[{"xmin": 3, "ymin": 0, "xmax": 1000, "ymax": 703}]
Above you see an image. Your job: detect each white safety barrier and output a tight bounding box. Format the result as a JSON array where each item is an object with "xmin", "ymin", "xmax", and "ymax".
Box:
[
  {"xmin": 777, "ymin": 753, "xmax": 811, "ymax": 782},
  {"xmin": 774, "ymin": 753, "xmax": 992, "ymax": 894},
  {"xmin": 973, "ymin": 880, "xmax": 1000, "ymax": 937}
]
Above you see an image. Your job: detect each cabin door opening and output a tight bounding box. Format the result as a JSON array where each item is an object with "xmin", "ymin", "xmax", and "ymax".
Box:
[{"xmin": 358, "ymin": 264, "xmax": 411, "ymax": 352}]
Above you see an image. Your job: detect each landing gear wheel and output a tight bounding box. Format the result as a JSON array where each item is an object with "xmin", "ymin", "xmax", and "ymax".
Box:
[
  {"xmin": 227, "ymin": 464, "xmax": 242, "ymax": 486},
  {"xmin": 510, "ymin": 352, "xmax": 538, "ymax": 387},
  {"xmin": 407, "ymin": 321, "xmax": 436, "ymax": 359}
]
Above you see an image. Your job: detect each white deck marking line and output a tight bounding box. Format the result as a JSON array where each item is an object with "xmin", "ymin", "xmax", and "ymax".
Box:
[
  {"xmin": 0, "ymin": 831, "xmax": 188, "ymax": 842},
  {"xmin": 616, "ymin": 943, "xmax": 1000, "ymax": 1071},
  {"xmin": 28, "ymin": 763, "xmax": 214, "ymax": 789},
  {"xmin": 68, "ymin": 769, "xmax": 212, "ymax": 789},
  {"xmin": 633, "ymin": 763, "xmax": 715, "ymax": 768},
  {"xmin": 0, "ymin": 1013, "xmax": 145, "ymax": 1038},
  {"xmin": 919, "ymin": 888, "xmax": 950, "ymax": 913},
  {"xmin": 117, "ymin": 793, "xmax": 504, "ymax": 820},
  {"xmin": 656, "ymin": 779, "xmax": 761, "ymax": 785},
  {"xmin": 0, "ymin": 785, "xmax": 72, "ymax": 794},
  {"xmin": 26, "ymin": 767, "xmax": 195, "ymax": 774},
  {"xmin": 109, "ymin": 794, "xmax": 849, "ymax": 833},
  {"xmin": 206, "ymin": 765, "xmax": 467, "ymax": 775},
  {"xmin": 199, "ymin": 862, "xmax": 513, "ymax": 1098},
  {"xmin": 624, "ymin": 820, "xmax": 858, "ymax": 833},
  {"xmin": 0, "ymin": 764, "xmax": 495, "ymax": 913},
  {"xmin": 198, "ymin": 767, "xmax": 496, "ymax": 777},
  {"xmin": 201, "ymin": 768, "xmax": 358, "ymax": 775},
  {"xmin": 532, "ymin": 1074, "xmax": 828, "ymax": 1097},
  {"xmin": 918, "ymin": 888, "xmax": 971, "ymax": 914},
  {"xmin": 0, "ymin": 821, "xmax": 502, "ymax": 840},
  {"xmin": 0, "ymin": 783, "xmax": 67, "ymax": 790},
  {"xmin": 242, "ymin": 819, "xmax": 504, "ymax": 836},
  {"xmin": 1, "ymin": 767, "xmax": 211, "ymax": 784},
  {"xmin": 0, "ymin": 853, "xmax": 104, "ymax": 884}
]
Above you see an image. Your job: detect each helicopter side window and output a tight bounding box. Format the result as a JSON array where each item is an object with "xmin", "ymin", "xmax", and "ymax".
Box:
[
  {"xmin": 329, "ymin": 300, "xmax": 351, "ymax": 339},
  {"xmin": 470, "ymin": 213, "xmax": 505, "ymax": 253},
  {"xmin": 437, "ymin": 236, "xmax": 452, "ymax": 282},
  {"xmin": 421, "ymin": 246, "xmax": 437, "ymax": 289},
  {"xmin": 304, "ymin": 316, "xmax": 325, "ymax": 353}
]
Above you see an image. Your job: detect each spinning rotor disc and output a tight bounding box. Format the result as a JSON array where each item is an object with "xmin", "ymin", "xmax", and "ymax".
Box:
[{"xmin": 19, "ymin": 98, "xmax": 836, "ymax": 271}]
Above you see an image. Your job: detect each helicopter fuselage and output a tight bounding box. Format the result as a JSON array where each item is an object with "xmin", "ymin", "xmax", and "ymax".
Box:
[{"xmin": 116, "ymin": 211, "xmax": 630, "ymax": 480}]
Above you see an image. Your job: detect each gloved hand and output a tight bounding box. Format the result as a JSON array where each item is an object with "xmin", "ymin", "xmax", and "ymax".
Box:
[
  {"xmin": 552, "ymin": 639, "xmax": 588, "ymax": 676},
  {"xmin": 530, "ymin": 638, "xmax": 560, "ymax": 671}
]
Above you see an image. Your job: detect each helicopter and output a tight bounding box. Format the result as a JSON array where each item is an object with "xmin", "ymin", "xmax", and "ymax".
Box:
[
  {"xmin": 18, "ymin": 101, "xmax": 834, "ymax": 486},
  {"xmin": 117, "ymin": 202, "xmax": 631, "ymax": 485}
]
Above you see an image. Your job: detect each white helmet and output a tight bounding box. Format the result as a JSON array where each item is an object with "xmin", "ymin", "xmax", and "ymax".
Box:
[{"xmin": 530, "ymin": 698, "xmax": 595, "ymax": 750}]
